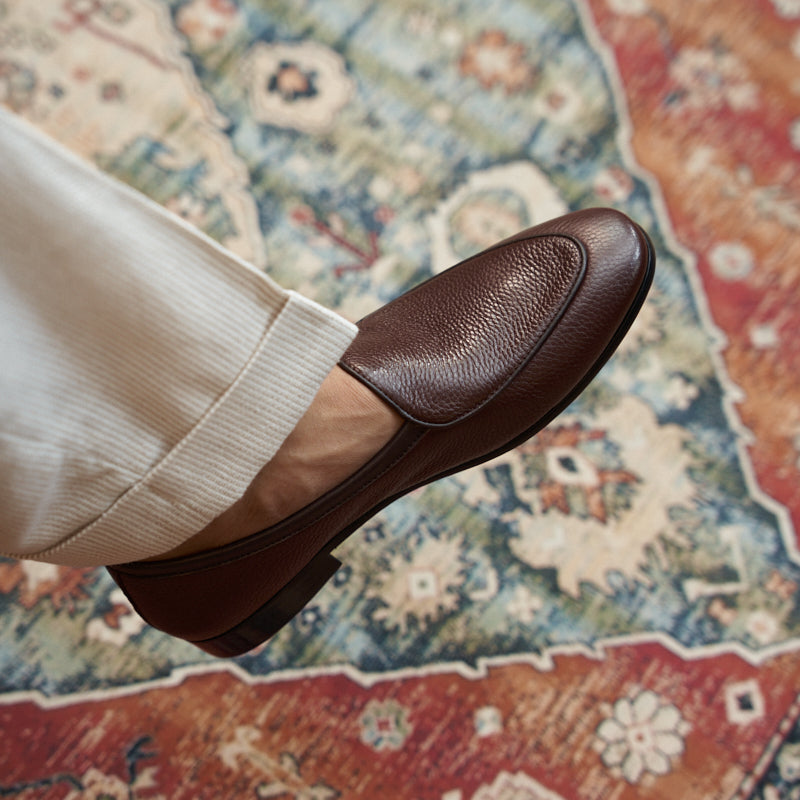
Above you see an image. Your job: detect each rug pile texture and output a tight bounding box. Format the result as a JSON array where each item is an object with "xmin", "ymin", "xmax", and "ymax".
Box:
[{"xmin": 1, "ymin": 1, "xmax": 799, "ymax": 797}]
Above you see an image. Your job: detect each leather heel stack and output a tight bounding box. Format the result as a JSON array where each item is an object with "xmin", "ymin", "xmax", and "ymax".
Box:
[{"xmin": 197, "ymin": 551, "xmax": 342, "ymax": 657}]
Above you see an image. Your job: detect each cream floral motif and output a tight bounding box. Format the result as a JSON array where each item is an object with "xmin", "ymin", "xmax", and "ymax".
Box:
[
  {"xmin": 594, "ymin": 689, "xmax": 690, "ymax": 784},
  {"xmin": 507, "ymin": 585, "xmax": 544, "ymax": 624},
  {"xmin": 176, "ymin": 0, "xmax": 243, "ymax": 50},
  {"xmin": 360, "ymin": 699, "xmax": 412, "ymax": 751},
  {"xmin": 532, "ymin": 81, "xmax": 584, "ymax": 126},
  {"xmin": 662, "ymin": 374, "xmax": 699, "ymax": 410},
  {"xmin": 450, "ymin": 193, "xmax": 528, "ymax": 254},
  {"xmin": 606, "ymin": 0, "xmax": 650, "ymax": 14},
  {"xmin": 771, "ymin": 0, "xmax": 800, "ymax": 17},
  {"xmin": 593, "ymin": 165, "xmax": 634, "ymax": 202},
  {"xmin": 463, "ymin": 395, "xmax": 693, "ymax": 596},
  {"xmin": 745, "ymin": 609, "xmax": 780, "ymax": 645},
  {"xmin": 219, "ymin": 727, "xmax": 338, "ymax": 799},
  {"xmin": 427, "ymin": 162, "xmax": 567, "ymax": 271},
  {"xmin": 245, "ymin": 41, "xmax": 354, "ymax": 134},
  {"xmin": 20, "ymin": 561, "xmax": 60, "ymax": 592},
  {"xmin": 709, "ymin": 241, "xmax": 755, "ymax": 281},
  {"xmin": 474, "ymin": 706, "xmax": 503, "ymax": 737},
  {"xmin": 64, "ymin": 768, "xmax": 132, "ymax": 800},
  {"xmin": 669, "ymin": 47, "xmax": 759, "ymax": 111},
  {"xmin": 750, "ymin": 322, "xmax": 780, "ymax": 350},
  {"xmin": 458, "ymin": 30, "xmax": 536, "ymax": 94},
  {"xmin": 369, "ymin": 528, "xmax": 467, "ymax": 633},
  {"xmin": 85, "ymin": 587, "xmax": 145, "ymax": 646}
]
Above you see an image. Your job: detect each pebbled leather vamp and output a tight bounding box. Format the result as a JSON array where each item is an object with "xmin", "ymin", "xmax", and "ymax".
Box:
[{"xmin": 340, "ymin": 234, "xmax": 585, "ymax": 427}]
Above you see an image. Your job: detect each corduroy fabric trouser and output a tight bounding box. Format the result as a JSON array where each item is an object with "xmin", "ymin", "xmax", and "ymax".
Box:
[{"xmin": 0, "ymin": 108, "xmax": 358, "ymax": 567}]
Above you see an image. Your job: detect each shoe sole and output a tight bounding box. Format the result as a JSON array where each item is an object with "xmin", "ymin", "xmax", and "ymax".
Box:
[{"xmin": 196, "ymin": 227, "xmax": 657, "ymax": 656}]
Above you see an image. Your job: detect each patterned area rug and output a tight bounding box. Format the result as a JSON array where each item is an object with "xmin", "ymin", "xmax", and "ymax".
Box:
[{"xmin": 1, "ymin": 0, "xmax": 799, "ymax": 797}]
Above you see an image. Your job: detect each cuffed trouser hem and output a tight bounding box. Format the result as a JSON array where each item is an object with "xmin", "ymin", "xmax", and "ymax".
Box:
[{"xmin": 25, "ymin": 292, "xmax": 356, "ymax": 567}]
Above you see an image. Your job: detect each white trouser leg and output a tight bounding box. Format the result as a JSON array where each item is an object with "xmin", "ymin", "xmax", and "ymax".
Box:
[{"xmin": 0, "ymin": 108, "xmax": 357, "ymax": 567}]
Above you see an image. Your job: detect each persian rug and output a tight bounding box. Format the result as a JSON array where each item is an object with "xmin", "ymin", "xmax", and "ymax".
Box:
[{"xmin": 1, "ymin": 0, "xmax": 799, "ymax": 797}]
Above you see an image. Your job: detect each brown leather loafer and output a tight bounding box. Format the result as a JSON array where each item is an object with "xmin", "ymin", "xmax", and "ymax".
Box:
[{"xmin": 108, "ymin": 207, "xmax": 655, "ymax": 656}]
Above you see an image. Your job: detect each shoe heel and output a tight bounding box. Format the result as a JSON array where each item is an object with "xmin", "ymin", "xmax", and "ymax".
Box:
[{"xmin": 195, "ymin": 550, "xmax": 342, "ymax": 657}]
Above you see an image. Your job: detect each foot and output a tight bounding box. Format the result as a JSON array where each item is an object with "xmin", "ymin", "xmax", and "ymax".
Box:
[
  {"xmin": 156, "ymin": 366, "xmax": 403, "ymax": 559},
  {"xmin": 109, "ymin": 208, "xmax": 655, "ymax": 656}
]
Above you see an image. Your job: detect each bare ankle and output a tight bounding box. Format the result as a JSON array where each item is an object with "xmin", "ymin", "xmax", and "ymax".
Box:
[{"xmin": 154, "ymin": 366, "xmax": 403, "ymax": 560}]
